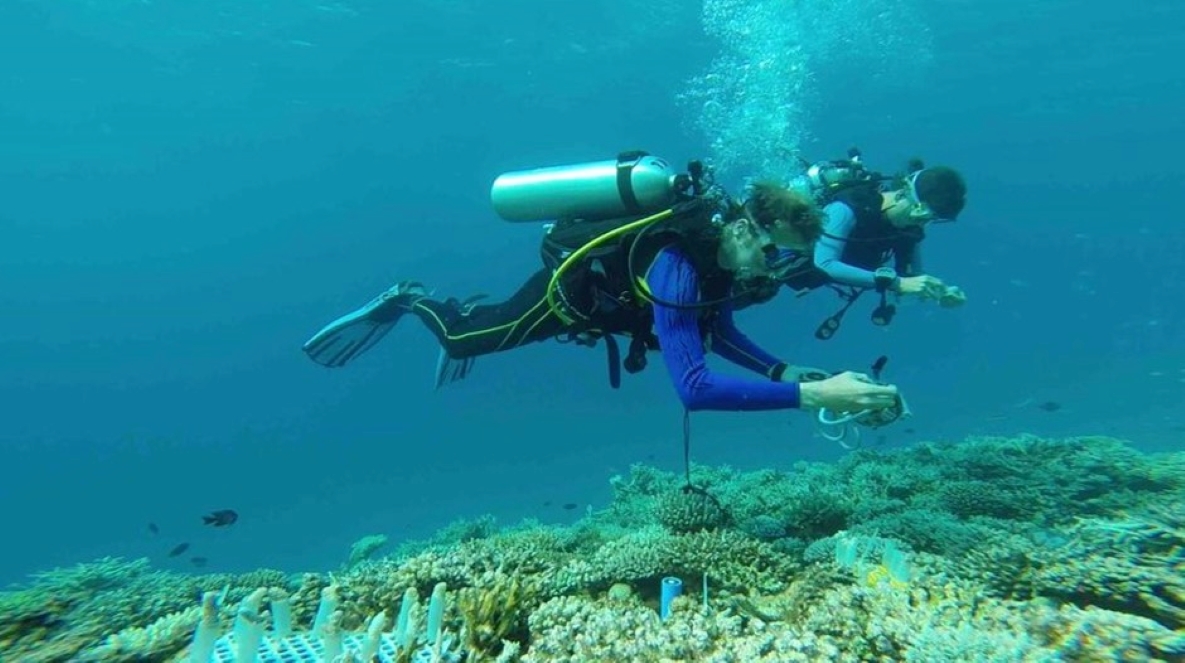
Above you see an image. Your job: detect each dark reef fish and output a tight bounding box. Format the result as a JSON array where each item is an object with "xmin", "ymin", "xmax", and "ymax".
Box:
[
  {"xmin": 202, "ymin": 509, "xmax": 238, "ymax": 527},
  {"xmin": 168, "ymin": 542, "xmax": 190, "ymax": 558}
]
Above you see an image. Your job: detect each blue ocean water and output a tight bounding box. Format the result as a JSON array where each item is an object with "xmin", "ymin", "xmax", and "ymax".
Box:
[{"xmin": 0, "ymin": 0, "xmax": 1180, "ymax": 588}]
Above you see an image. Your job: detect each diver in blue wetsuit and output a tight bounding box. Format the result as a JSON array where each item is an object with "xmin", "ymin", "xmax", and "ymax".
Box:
[{"xmin": 302, "ymin": 152, "xmax": 902, "ymax": 418}]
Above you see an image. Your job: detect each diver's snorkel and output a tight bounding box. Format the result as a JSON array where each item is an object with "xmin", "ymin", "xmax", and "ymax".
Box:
[{"xmin": 816, "ymin": 356, "xmax": 912, "ymax": 449}]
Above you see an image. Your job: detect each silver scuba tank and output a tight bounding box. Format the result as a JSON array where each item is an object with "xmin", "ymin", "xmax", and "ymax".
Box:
[
  {"xmin": 785, "ymin": 169, "xmax": 822, "ymax": 203},
  {"xmin": 787, "ymin": 162, "xmax": 862, "ymax": 204},
  {"xmin": 490, "ymin": 151, "xmax": 682, "ymax": 223},
  {"xmin": 786, "ymin": 149, "xmax": 871, "ymax": 204}
]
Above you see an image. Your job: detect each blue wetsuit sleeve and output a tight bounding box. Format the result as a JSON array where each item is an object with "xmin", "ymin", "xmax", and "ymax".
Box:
[
  {"xmin": 814, "ymin": 202, "xmax": 879, "ymax": 288},
  {"xmin": 648, "ymin": 247, "xmax": 802, "ymax": 412},
  {"xmin": 708, "ymin": 305, "xmax": 784, "ymax": 378}
]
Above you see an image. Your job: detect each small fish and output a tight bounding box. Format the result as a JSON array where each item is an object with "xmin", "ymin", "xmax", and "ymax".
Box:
[
  {"xmin": 168, "ymin": 542, "xmax": 190, "ymax": 558},
  {"xmin": 562, "ymin": 503, "xmax": 578, "ymax": 511},
  {"xmin": 190, "ymin": 557, "xmax": 208, "ymax": 568},
  {"xmin": 1037, "ymin": 401, "xmax": 1062, "ymax": 412},
  {"xmin": 202, "ymin": 509, "xmax": 238, "ymax": 527},
  {"xmin": 542, "ymin": 501, "xmax": 553, "ymax": 507},
  {"xmin": 147, "ymin": 522, "xmax": 159, "ymax": 535},
  {"xmin": 904, "ymin": 428, "xmax": 916, "ymax": 434}
]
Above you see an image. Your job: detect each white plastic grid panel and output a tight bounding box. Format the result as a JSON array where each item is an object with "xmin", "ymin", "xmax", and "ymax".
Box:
[{"xmin": 209, "ymin": 632, "xmax": 436, "ymax": 662}]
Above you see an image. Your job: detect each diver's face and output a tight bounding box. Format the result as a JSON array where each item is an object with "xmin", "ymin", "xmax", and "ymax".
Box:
[
  {"xmin": 883, "ymin": 189, "xmax": 933, "ymax": 228},
  {"xmin": 719, "ymin": 218, "xmax": 775, "ymax": 277}
]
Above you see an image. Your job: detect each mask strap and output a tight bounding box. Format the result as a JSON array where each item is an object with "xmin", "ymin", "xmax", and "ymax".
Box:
[{"xmin": 906, "ymin": 170, "xmax": 923, "ymax": 203}]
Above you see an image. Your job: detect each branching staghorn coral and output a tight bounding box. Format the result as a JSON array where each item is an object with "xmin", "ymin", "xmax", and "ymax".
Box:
[{"xmin": 1032, "ymin": 500, "xmax": 1185, "ymax": 629}]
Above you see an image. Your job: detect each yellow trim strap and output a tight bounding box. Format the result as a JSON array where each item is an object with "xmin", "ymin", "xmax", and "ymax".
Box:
[
  {"xmin": 544, "ymin": 208, "xmax": 675, "ymax": 325},
  {"xmin": 412, "ymin": 298, "xmax": 552, "ymax": 353}
]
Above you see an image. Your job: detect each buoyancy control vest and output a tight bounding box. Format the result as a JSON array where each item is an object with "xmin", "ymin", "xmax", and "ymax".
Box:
[
  {"xmin": 490, "ymin": 150, "xmax": 736, "ymax": 384},
  {"xmin": 539, "ymin": 202, "xmax": 734, "ymax": 328},
  {"xmin": 766, "ymin": 182, "xmax": 922, "ymax": 292},
  {"xmin": 829, "ymin": 183, "xmax": 924, "ymax": 272}
]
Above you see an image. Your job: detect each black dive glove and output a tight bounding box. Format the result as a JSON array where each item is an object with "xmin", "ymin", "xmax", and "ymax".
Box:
[{"xmin": 772, "ymin": 364, "xmax": 833, "ymax": 382}]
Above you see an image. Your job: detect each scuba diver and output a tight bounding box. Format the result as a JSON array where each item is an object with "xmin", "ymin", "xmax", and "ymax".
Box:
[
  {"xmin": 762, "ymin": 148, "xmax": 969, "ymax": 340},
  {"xmin": 301, "ymin": 151, "xmax": 904, "ymax": 422}
]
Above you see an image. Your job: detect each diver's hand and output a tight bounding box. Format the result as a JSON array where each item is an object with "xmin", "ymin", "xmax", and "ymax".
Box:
[
  {"xmin": 800, "ymin": 371, "xmax": 899, "ymax": 413},
  {"xmin": 898, "ymin": 275, "xmax": 945, "ymax": 298},
  {"xmin": 938, "ymin": 285, "xmax": 967, "ymax": 308}
]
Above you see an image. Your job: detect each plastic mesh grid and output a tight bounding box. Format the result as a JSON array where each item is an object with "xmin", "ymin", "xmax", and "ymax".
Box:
[{"xmin": 209, "ymin": 632, "xmax": 434, "ymax": 663}]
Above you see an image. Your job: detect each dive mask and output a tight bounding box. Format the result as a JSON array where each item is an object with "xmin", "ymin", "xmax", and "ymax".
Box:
[{"xmin": 905, "ymin": 170, "xmax": 954, "ymax": 224}]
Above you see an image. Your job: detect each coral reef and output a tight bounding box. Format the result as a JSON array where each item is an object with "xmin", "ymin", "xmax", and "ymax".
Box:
[
  {"xmin": 3, "ymin": 434, "xmax": 1184, "ymax": 662},
  {"xmin": 346, "ymin": 534, "xmax": 390, "ymax": 571}
]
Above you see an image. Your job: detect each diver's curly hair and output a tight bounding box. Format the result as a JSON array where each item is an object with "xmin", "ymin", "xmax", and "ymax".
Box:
[{"xmin": 746, "ymin": 180, "xmax": 824, "ymax": 242}]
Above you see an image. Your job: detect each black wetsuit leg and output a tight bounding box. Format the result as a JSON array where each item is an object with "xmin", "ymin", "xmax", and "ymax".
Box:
[{"xmin": 408, "ymin": 268, "xmax": 569, "ymax": 359}]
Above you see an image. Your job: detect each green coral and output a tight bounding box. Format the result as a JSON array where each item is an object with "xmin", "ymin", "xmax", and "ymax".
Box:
[
  {"xmin": 345, "ymin": 534, "xmax": 389, "ymax": 570},
  {"xmin": 75, "ymin": 605, "xmax": 200, "ymax": 662},
  {"xmin": 390, "ymin": 514, "xmax": 500, "ymax": 558},
  {"xmin": 937, "ymin": 479, "xmax": 1038, "ymax": 519},
  {"xmin": 854, "ymin": 508, "xmax": 993, "ymax": 555},
  {"xmin": 656, "ymin": 487, "xmax": 730, "ymax": 533},
  {"xmin": 456, "ymin": 570, "xmax": 540, "ymax": 660},
  {"xmin": 1030, "ymin": 501, "xmax": 1185, "ymax": 629},
  {"xmin": 5, "ymin": 434, "xmax": 1184, "ymax": 662},
  {"xmin": 552, "ymin": 526, "xmax": 797, "ymax": 595},
  {"xmin": 0, "ymin": 557, "xmax": 289, "ymax": 662}
]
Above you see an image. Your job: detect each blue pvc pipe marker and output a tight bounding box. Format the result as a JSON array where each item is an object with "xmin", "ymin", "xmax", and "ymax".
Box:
[{"xmin": 660, "ymin": 576, "xmax": 683, "ymax": 621}]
